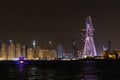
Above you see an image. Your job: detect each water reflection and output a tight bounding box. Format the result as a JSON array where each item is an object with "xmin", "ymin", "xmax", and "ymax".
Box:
[
  {"xmin": 7, "ymin": 61, "xmax": 99, "ymax": 80},
  {"xmin": 1, "ymin": 60, "xmax": 120, "ymax": 80},
  {"xmin": 24, "ymin": 67, "xmax": 57, "ymax": 80},
  {"xmin": 19, "ymin": 63, "xmax": 97, "ymax": 80},
  {"xmin": 82, "ymin": 61, "xmax": 98, "ymax": 80}
]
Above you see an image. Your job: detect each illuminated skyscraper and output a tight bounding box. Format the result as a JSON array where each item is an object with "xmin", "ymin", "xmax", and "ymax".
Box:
[
  {"xmin": 35, "ymin": 46, "xmax": 40, "ymax": 59},
  {"xmin": 1, "ymin": 42, "xmax": 7, "ymax": 60},
  {"xmin": 32, "ymin": 40, "xmax": 36, "ymax": 58},
  {"xmin": 8, "ymin": 40, "xmax": 15, "ymax": 60},
  {"xmin": 16, "ymin": 43, "xmax": 21, "ymax": 58},
  {"xmin": 22, "ymin": 45, "xmax": 26, "ymax": 57},
  {"xmin": 27, "ymin": 48, "xmax": 33, "ymax": 60},
  {"xmin": 82, "ymin": 16, "xmax": 97, "ymax": 58},
  {"xmin": 57, "ymin": 44, "xmax": 64, "ymax": 59},
  {"xmin": 33, "ymin": 40, "xmax": 36, "ymax": 49}
]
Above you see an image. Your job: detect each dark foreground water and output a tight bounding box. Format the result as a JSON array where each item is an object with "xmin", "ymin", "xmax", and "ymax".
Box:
[{"xmin": 0, "ymin": 60, "xmax": 120, "ymax": 80}]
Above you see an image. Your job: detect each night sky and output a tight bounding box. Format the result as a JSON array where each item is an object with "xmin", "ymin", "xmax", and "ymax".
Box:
[{"xmin": 0, "ymin": 0, "xmax": 120, "ymax": 53}]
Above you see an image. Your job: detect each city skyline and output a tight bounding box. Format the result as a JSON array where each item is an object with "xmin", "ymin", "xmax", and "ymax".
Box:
[{"xmin": 0, "ymin": 1, "xmax": 120, "ymax": 53}]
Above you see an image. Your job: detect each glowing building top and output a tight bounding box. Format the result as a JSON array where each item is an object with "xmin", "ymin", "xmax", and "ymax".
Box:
[{"xmin": 86, "ymin": 16, "xmax": 93, "ymax": 28}]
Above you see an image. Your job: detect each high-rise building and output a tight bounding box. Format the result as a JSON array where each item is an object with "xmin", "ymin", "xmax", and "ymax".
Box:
[
  {"xmin": 82, "ymin": 16, "xmax": 97, "ymax": 58},
  {"xmin": 16, "ymin": 43, "xmax": 21, "ymax": 58},
  {"xmin": 37, "ymin": 49, "xmax": 57, "ymax": 60},
  {"xmin": 8, "ymin": 40, "xmax": 15, "ymax": 60},
  {"xmin": 22, "ymin": 45, "xmax": 27, "ymax": 58},
  {"xmin": 27, "ymin": 48, "xmax": 33, "ymax": 60},
  {"xmin": 57, "ymin": 44, "xmax": 64, "ymax": 59},
  {"xmin": 34, "ymin": 46, "xmax": 40, "ymax": 59},
  {"xmin": 1, "ymin": 42, "xmax": 7, "ymax": 60},
  {"xmin": 33, "ymin": 40, "xmax": 36, "ymax": 49}
]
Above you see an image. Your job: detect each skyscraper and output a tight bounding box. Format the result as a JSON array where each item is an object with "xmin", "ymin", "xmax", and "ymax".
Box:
[
  {"xmin": 1, "ymin": 42, "xmax": 7, "ymax": 60},
  {"xmin": 27, "ymin": 48, "xmax": 33, "ymax": 60},
  {"xmin": 16, "ymin": 43, "xmax": 21, "ymax": 58},
  {"xmin": 57, "ymin": 44, "xmax": 64, "ymax": 59},
  {"xmin": 8, "ymin": 40, "xmax": 15, "ymax": 60},
  {"xmin": 33, "ymin": 40, "xmax": 36, "ymax": 49},
  {"xmin": 22, "ymin": 45, "xmax": 27, "ymax": 57}
]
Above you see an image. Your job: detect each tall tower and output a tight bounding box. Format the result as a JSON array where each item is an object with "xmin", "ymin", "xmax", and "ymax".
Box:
[
  {"xmin": 8, "ymin": 40, "xmax": 15, "ymax": 60},
  {"xmin": 16, "ymin": 43, "xmax": 21, "ymax": 58},
  {"xmin": 1, "ymin": 42, "xmax": 7, "ymax": 60},
  {"xmin": 57, "ymin": 44, "xmax": 64, "ymax": 59},
  {"xmin": 82, "ymin": 16, "xmax": 97, "ymax": 58},
  {"xmin": 33, "ymin": 40, "xmax": 36, "ymax": 49}
]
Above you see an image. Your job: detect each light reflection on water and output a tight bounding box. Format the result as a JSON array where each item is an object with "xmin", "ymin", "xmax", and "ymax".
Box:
[
  {"xmin": 0, "ymin": 60, "xmax": 120, "ymax": 80},
  {"xmin": 7, "ymin": 61, "xmax": 98, "ymax": 80},
  {"xmin": 82, "ymin": 61, "xmax": 98, "ymax": 80}
]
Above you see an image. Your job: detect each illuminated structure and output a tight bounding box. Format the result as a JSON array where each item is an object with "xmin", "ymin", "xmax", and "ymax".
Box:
[
  {"xmin": 1, "ymin": 42, "xmax": 7, "ymax": 60},
  {"xmin": 33, "ymin": 40, "xmax": 36, "ymax": 49},
  {"xmin": 103, "ymin": 40, "xmax": 111, "ymax": 51},
  {"xmin": 22, "ymin": 45, "xmax": 26, "ymax": 58},
  {"xmin": 27, "ymin": 48, "xmax": 33, "ymax": 60},
  {"xmin": 0, "ymin": 40, "xmax": 57, "ymax": 60},
  {"xmin": 16, "ymin": 43, "xmax": 21, "ymax": 58},
  {"xmin": 82, "ymin": 16, "xmax": 97, "ymax": 58},
  {"xmin": 101, "ymin": 50, "xmax": 120, "ymax": 59},
  {"xmin": 8, "ymin": 40, "xmax": 15, "ymax": 60},
  {"xmin": 37, "ymin": 49, "xmax": 57, "ymax": 60},
  {"xmin": 32, "ymin": 40, "xmax": 36, "ymax": 58},
  {"xmin": 57, "ymin": 44, "xmax": 64, "ymax": 59}
]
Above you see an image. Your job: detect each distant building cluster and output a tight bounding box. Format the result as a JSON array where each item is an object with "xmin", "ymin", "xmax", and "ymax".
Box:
[
  {"xmin": 0, "ymin": 40, "xmax": 58, "ymax": 60},
  {"xmin": 100, "ymin": 40, "xmax": 120, "ymax": 59},
  {"xmin": 0, "ymin": 40, "xmax": 82, "ymax": 60},
  {"xmin": 101, "ymin": 50, "xmax": 120, "ymax": 59}
]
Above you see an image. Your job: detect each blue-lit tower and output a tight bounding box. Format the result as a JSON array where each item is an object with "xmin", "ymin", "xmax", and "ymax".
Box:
[
  {"xmin": 82, "ymin": 16, "xmax": 97, "ymax": 58},
  {"xmin": 57, "ymin": 44, "xmax": 64, "ymax": 59}
]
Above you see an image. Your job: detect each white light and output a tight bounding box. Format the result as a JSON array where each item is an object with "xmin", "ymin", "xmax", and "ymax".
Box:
[
  {"xmin": 0, "ymin": 58, "xmax": 3, "ymax": 60},
  {"xmin": 48, "ymin": 41, "xmax": 52, "ymax": 44},
  {"xmin": 10, "ymin": 40, "xmax": 12, "ymax": 43},
  {"xmin": 84, "ymin": 55, "xmax": 87, "ymax": 58},
  {"xmin": 20, "ymin": 61, "xmax": 24, "ymax": 64},
  {"xmin": 33, "ymin": 40, "xmax": 36, "ymax": 46}
]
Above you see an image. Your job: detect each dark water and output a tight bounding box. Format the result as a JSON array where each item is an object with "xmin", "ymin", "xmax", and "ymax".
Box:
[{"xmin": 0, "ymin": 60, "xmax": 120, "ymax": 80}]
